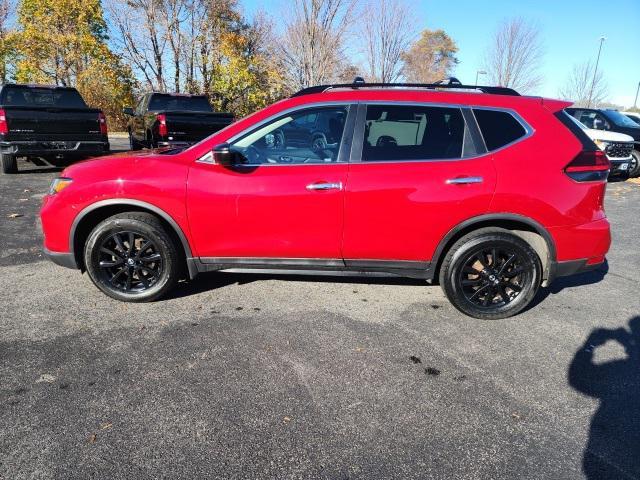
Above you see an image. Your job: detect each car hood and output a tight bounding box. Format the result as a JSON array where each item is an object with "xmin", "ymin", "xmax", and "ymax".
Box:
[{"xmin": 583, "ymin": 128, "xmax": 634, "ymax": 143}]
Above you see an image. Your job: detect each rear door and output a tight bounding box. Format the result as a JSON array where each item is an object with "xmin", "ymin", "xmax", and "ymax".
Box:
[{"xmin": 342, "ymin": 103, "xmax": 497, "ymax": 267}]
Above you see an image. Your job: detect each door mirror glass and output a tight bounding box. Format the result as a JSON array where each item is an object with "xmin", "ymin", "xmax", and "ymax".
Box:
[{"xmin": 123, "ymin": 107, "xmax": 134, "ymax": 116}]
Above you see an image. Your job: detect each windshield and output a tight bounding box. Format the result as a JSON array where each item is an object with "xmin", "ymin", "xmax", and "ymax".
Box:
[
  {"xmin": 148, "ymin": 94, "xmax": 213, "ymax": 112},
  {"xmin": 1, "ymin": 86, "xmax": 87, "ymax": 108},
  {"xmin": 604, "ymin": 110, "xmax": 640, "ymax": 128}
]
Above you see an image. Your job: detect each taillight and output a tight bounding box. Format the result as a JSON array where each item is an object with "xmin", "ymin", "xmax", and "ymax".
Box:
[
  {"xmin": 98, "ymin": 112, "xmax": 108, "ymax": 135},
  {"xmin": 157, "ymin": 114, "xmax": 168, "ymax": 137},
  {"xmin": 564, "ymin": 150, "xmax": 610, "ymax": 182},
  {"xmin": 0, "ymin": 109, "xmax": 8, "ymax": 134}
]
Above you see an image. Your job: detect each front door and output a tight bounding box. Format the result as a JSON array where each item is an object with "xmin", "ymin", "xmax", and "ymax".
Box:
[
  {"xmin": 342, "ymin": 103, "xmax": 497, "ymax": 266},
  {"xmin": 187, "ymin": 104, "xmax": 354, "ymax": 262}
]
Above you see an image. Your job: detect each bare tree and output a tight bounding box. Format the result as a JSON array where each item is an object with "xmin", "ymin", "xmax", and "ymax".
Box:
[
  {"xmin": 276, "ymin": 0, "xmax": 355, "ymax": 91},
  {"xmin": 484, "ymin": 17, "xmax": 544, "ymax": 93},
  {"xmin": 360, "ymin": 0, "xmax": 415, "ymax": 83},
  {"xmin": 559, "ymin": 61, "xmax": 609, "ymax": 108},
  {"xmin": 107, "ymin": 0, "xmax": 169, "ymax": 91}
]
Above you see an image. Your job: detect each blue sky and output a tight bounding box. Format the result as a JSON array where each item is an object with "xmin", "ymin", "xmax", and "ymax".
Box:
[{"xmin": 241, "ymin": 0, "xmax": 640, "ymax": 107}]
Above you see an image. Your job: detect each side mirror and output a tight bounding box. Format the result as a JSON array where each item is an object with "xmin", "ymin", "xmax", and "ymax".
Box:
[
  {"xmin": 213, "ymin": 143, "xmax": 237, "ymax": 165},
  {"xmin": 123, "ymin": 107, "xmax": 134, "ymax": 116}
]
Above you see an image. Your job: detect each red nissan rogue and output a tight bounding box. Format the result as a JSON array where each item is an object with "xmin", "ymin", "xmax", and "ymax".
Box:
[{"xmin": 40, "ymin": 80, "xmax": 611, "ymax": 319}]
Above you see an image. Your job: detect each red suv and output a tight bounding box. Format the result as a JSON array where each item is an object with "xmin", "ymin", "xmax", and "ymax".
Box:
[{"xmin": 40, "ymin": 81, "xmax": 611, "ymax": 319}]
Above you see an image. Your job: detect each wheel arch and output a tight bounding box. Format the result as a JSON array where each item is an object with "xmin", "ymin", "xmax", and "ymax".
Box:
[
  {"xmin": 429, "ymin": 214, "xmax": 556, "ymax": 284},
  {"xmin": 70, "ymin": 199, "xmax": 194, "ymax": 276}
]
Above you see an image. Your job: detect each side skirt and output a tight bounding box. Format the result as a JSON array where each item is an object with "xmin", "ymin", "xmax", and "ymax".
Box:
[{"xmin": 187, "ymin": 257, "xmax": 432, "ymax": 280}]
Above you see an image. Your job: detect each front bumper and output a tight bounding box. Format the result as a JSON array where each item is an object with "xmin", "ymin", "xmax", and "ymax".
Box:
[
  {"xmin": 43, "ymin": 247, "xmax": 77, "ymax": 270},
  {"xmin": 608, "ymin": 158, "xmax": 631, "ymax": 177}
]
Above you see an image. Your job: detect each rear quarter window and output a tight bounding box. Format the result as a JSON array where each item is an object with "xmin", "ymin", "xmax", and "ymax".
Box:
[{"xmin": 473, "ymin": 109, "xmax": 527, "ymax": 151}]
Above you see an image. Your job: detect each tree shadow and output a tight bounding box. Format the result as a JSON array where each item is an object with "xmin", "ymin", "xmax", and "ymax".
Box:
[{"xmin": 568, "ymin": 316, "xmax": 640, "ymax": 479}]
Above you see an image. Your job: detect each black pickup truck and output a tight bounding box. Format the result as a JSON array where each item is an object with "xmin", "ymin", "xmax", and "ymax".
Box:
[
  {"xmin": 124, "ymin": 92, "xmax": 234, "ymax": 150},
  {"xmin": 0, "ymin": 84, "xmax": 109, "ymax": 174}
]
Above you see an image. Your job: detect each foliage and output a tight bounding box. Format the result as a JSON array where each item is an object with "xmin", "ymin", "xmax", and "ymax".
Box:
[
  {"xmin": 402, "ymin": 29, "xmax": 459, "ymax": 83},
  {"xmin": 10, "ymin": 0, "xmax": 135, "ymax": 129}
]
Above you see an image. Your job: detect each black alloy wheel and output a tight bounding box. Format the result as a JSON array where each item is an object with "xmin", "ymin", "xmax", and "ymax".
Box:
[
  {"xmin": 84, "ymin": 212, "xmax": 182, "ymax": 302},
  {"xmin": 97, "ymin": 231, "xmax": 162, "ymax": 293},
  {"xmin": 439, "ymin": 228, "xmax": 542, "ymax": 319},
  {"xmin": 629, "ymin": 150, "xmax": 640, "ymax": 178}
]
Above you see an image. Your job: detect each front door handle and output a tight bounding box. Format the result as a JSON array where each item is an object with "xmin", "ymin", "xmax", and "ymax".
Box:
[
  {"xmin": 445, "ymin": 176, "xmax": 484, "ymax": 185},
  {"xmin": 306, "ymin": 182, "xmax": 343, "ymax": 191}
]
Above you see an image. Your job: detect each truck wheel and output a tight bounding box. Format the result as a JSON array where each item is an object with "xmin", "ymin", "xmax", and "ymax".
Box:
[
  {"xmin": 128, "ymin": 131, "xmax": 140, "ymax": 151},
  {"xmin": 629, "ymin": 150, "xmax": 640, "ymax": 178},
  {"xmin": 1, "ymin": 154, "xmax": 17, "ymax": 174},
  {"xmin": 83, "ymin": 212, "xmax": 183, "ymax": 302},
  {"xmin": 439, "ymin": 228, "xmax": 542, "ymax": 319}
]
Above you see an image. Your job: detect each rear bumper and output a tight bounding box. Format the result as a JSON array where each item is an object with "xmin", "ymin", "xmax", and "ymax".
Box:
[
  {"xmin": 0, "ymin": 140, "xmax": 110, "ymax": 158},
  {"xmin": 552, "ymin": 258, "xmax": 604, "ymax": 279},
  {"xmin": 43, "ymin": 247, "xmax": 77, "ymax": 270}
]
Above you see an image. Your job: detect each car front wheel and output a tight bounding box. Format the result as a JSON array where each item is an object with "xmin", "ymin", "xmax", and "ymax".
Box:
[
  {"xmin": 628, "ymin": 150, "xmax": 640, "ymax": 178},
  {"xmin": 439, "ymin": 228, "xmax": 542, "ymax": 319},
  {"xmin": 84, "ymin": 212, "xmax": 182, "ymax": 302}
]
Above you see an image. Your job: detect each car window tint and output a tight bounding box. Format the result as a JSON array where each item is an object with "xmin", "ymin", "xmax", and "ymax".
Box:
[
  {"xmin": 2, "ymin": 87, "xmax": 87, "ymax": 108},
  {"xmin": 473, "ymin": 109, "xmax": 527, "ymax": 151},
  {"xmin": 148, "ymin": 94, "xmax": 212, "ymax": 112},
  {"xmin": 361, "ymin": 105, "xmax": 465, "ymax": 161},
  {"xmin": 231, "ymin": 106, "xmax": 348, "ymax": 165}
]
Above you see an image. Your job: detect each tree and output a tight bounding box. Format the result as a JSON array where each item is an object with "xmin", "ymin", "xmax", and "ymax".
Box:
[
  {"xmin": 484, "ymin": 17, "xmax": 544, "ymax": 93},
  {"xmin": 402, "ymin": 29, "xmax": 459, "ymax": 83},
  {"xmin": 360, "ymin": 0, "xmax": 415, "ymax": 83},
  {"xmin": 558, "ymin": 61, "xmax": 609, "ymax": 108},
  {"xmin": 0, "ymin": 0, "xmax": 13, "ymax": 82},
  {"xmin": 12, "ymin": 0, "xmax": 135, "ymax": 129},
  {"xmin": 276, "ymin": 0, "xmax": 355, "ymax": 91}
]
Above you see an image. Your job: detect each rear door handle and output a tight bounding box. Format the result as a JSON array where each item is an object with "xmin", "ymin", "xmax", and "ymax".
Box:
[
  {"xmin": 446, "ymin": 176, "xmax": 483, "ymax": 185},
  {"xmin": 306, "ymin": 182, "xmax": 343, "ymax": 191}
]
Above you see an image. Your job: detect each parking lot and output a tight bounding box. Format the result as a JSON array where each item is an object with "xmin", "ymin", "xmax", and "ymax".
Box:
[{"xmin": 0, "ymin": 139, "xmax": 639, "ymax": 479}]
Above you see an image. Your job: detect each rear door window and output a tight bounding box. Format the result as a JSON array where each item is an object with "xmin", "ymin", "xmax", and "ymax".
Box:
[
  {"xmin": 473, "ymin": 109, "xmax": 527, "ymax": 151},
  {"xmin": 360, "ymin": 105, "xmax": 468, "ymax": 161}
]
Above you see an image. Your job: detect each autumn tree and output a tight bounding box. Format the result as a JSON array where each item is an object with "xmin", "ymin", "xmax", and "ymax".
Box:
[
  {"xmin": 402, "ymin": 29, "xmax": 458, "ymax": 83},
  {"xmin": 0, "ymin": 0, "xmax": 13, "ymax": 83},
  {"xmin": 484, "ymin": 17, "xmax": 544, "ymax": 93},
  {"xmin": 12, "ymin": 0, "xmax": 135, "ymax": 128},
  {"xmin": 360, "ymin": 0, "xmax": 415, "ymax": 83},
  {"xmin": 559, "ymin": 61, "xmax": 609, "ymax": 108}
]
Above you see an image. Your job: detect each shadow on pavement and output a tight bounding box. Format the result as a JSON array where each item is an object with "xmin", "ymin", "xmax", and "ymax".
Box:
[{"xmin": 568, "ymin": 316, "xmax": 640, "ymax": 480}]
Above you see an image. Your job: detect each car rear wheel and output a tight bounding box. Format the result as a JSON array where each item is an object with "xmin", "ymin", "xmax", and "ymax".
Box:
[
  {"xmin": 439, "ymin": 228, "xmax": 542, "ymax": 319},
  {"xmin": 84, "ymin": 212, "xmax": 182, "ymax": 302},
  {"xmin": 629, "ymin": 150, "xmax": 640, "ymax": 178},
  {"xmin": 1, "ymin": 153, "xmax": 17, "ymax": 174}
]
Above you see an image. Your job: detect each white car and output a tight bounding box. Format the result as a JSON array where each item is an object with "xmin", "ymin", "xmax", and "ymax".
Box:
[{"xmin": 568, "ymin": 115, "xmax": 634, "ymax": 178}]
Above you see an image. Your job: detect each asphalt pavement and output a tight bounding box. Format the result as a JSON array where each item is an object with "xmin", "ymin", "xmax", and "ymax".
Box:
[{"xmin": 0, "ymin": 143, "xmax": 638, "ymax": 479}]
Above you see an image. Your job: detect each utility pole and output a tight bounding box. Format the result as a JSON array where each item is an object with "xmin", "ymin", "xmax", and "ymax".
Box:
[
  {"xmin": 587, "ymin": 36, "xmax": 606, "ymax": 108},
  {"xmin": 634, "ymin": 81, "xmax": 639, "ymax": 109},
  {"xmin": 475, "ymin": 70, "xmax": 487, "ymax": 86}
]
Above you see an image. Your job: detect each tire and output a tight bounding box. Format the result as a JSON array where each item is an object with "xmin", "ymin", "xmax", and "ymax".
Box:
[
  {"xmin": 1, "ymin": 153, "xmax": 17, "ymax": 174},
  {"xmin": 128, "ymin": 131, "xmax": 140, "ymax": 151},
  {"xmin": 628, "ymin": 150, "xmax": 640, "ymax": 178},
  {"xmin": 439, "ymin": 228, "xmax": 542, "ymax": 319},
  {"xmin": 83, "ymin": 212, "xmax": 183, "ymax": 302}
]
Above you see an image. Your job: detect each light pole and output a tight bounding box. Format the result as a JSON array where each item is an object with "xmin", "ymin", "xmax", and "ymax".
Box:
[
  {"xmin": 587, "ymin": 36, "xmax": 606, "ymax": 108},
  {"xmin": 634, "ymin": 81, "xmax": 640, "ymax": 109},
  {"xmin": 475, "ymin": 70, "xmax": 487, "ymax": 86}
]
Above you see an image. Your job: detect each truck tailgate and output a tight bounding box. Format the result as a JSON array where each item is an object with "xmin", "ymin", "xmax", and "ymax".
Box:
[
  {"xmin": 164, "ymin": 111, "xmax": 234, "ymax": 141},
  {"xmin": 3, "ymin": 106, "xmax": 104, "ymax": 141}
]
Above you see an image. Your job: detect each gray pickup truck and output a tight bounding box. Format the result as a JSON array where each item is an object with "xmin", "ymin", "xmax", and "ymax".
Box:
[
  {"xmin": 124, "ymin": 92, "xmax": 234, "ymax": 150},
  {"xmin": 0, "ymin": 84, "xmax": 109, "ymax": 174}
]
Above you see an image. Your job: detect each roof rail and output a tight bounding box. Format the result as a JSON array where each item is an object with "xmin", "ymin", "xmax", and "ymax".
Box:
[{"xmin": 291, "ymin": 77, "xmax": 520, "ymax": 97}]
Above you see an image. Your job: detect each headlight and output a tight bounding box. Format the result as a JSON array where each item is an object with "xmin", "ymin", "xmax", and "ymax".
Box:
[
  {"xmin": 594, "ymin": 139, "xmax": 610, "ymax": 151},
  {"xmin": 48, "ymin": 177, "xmax": 73, "ymax": 195}
]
